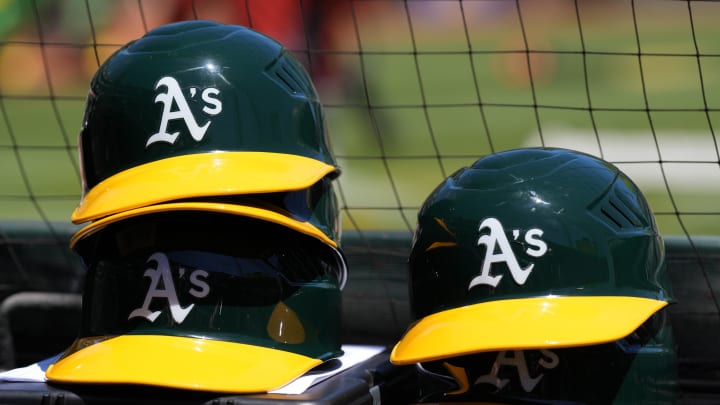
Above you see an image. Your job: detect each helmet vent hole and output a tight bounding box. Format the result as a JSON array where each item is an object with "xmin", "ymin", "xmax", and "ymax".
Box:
[
  {"xmin": 270, "ymin": 58, "xmax": 306, "ymax": 95},
  {"xmin": 600, "ymin": 192, "xmax": 643, "ymax": 229}
]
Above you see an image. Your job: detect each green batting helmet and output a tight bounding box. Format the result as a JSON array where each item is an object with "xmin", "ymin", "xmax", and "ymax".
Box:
[
  {"xmin": 391, "ymin": 147, "xmax": 674, "ymax": 365},
  {"xmin": 47, "ymin": 211, "xmax": 346, "ymax": 394},
  {"xmin": 390, "ymin": 147, "xmax": 677, "ymax": 402},
  {"xmin": 72, "ymin": 19, "xmax": 341, "ymax": 248},
  {"xmin": 46, "ymin": 20, "xmax": 347, "ymax": 394}
]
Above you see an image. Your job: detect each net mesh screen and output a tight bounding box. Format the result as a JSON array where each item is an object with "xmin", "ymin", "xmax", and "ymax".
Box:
[{"xmin": 0, "ymin": 0, "xmax": 718, "ymax": 314}]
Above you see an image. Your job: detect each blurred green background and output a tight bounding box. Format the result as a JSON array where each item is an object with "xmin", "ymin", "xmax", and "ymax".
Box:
[{"xmin": 0, "ymin": 0, "xmax": 719, "ymax": 239}]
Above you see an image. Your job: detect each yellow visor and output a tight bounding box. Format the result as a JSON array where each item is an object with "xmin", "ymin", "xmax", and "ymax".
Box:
[
  {"xmin": 390, "ymin": 295, "xmax": 668, "ymax": 365},
  {"xmin": 45, "ymin": 335, "xmax": 323, "ymax": 393},
  {"xmin": 70, "ymin": 201, "xmax": 338, "ymax": 249},
  {"xmin": 69, "ymin": 202, "xmax": 347, "ymax": 289},
  {"xmin": 72, "ymin": 151, "xmax": 338, "ymax": 224}
]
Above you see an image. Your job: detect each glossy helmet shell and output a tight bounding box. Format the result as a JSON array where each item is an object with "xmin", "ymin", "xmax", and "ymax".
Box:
[
  {"xmin": 47, "ymin": 21, "xmax": 347, "ymax": 394},
  {"xmin": 391, "ymin": 147, "xmax": 673, "ymax": 365},
  {"xmin": 73, "ymin": 19, "xmax": 341, "ymax": 247}
]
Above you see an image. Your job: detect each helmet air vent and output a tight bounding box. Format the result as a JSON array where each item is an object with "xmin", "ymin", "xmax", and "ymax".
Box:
[
  {"xmin": 269, "ymin": 57, "xmax": 308, "ymax": 95},
  {"xmin": 600, "ymin": 188, "xmax": 644, "ymax": 230}
]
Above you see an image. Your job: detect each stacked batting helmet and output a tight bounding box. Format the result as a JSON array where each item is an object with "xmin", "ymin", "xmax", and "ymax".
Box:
[
  {"xmin": 391, "ymin": 147, "xmax": 677, "ymax": 403},
  {"xmin": 45, "ymin": 20, "xmax": 347, "ymax": 394}
]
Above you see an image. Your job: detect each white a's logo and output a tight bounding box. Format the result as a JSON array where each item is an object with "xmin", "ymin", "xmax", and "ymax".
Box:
[
  {"xmin": 128, "ymin": 252, "xmax": 210, "ymax": 324},
  {"xmin": 146, "ymin": 76, "xmax": 222, "ymax": 147},
  {"xmin": 469, "ymin": 217, "xmax": 547, "ymax": 289},
  {"xmin": 475, "ymin": 350, "xmax": 560, "ymax": 393}
]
